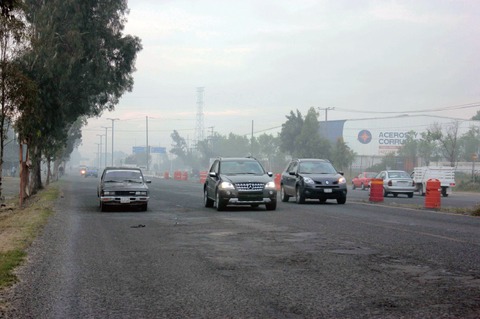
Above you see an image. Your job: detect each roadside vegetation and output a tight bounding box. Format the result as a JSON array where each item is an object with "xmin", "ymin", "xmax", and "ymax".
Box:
[{"xmin": 0, "ymin": 184, "xmax": 59, "ymax": 288}]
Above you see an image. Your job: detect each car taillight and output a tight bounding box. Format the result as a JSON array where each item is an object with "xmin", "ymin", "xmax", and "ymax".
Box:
[{"xmin": 388, "ymin": 180, "xmax": 392, "ymax": 186}]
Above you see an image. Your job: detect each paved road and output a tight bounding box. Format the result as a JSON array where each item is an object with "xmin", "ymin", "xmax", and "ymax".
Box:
[{"xmin": 2, "ymin": 175, "xmax": 480, "ymax": 318}]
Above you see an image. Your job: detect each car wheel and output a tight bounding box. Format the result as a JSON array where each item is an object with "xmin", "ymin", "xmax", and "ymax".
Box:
[
  {"xmin": 383, "ymin": 189, "xmax": 389, "ymax": 197},
  {"xmin": 352, "ymin": 183, "xmax": 356, "ymax": 190},
  {"xmin": 361, "ymin": 183, "xmax": 365, "ymax": 190},
  {"xmin": 319, "ymin": 198, "xmax": 327, "ymax": 204},
  {"xmin": 296, "ymin": 186, "xmax": 305, "ymax": 204},
  {"xmin": 265, "ymin": 200, "xmax": 277, "ymax": 211},
  {"xmin": 337, "ymin": 195, "xmax": 346, "ymax": 204},
  {"xmin": 216, "ymin": 191, "xmax": 226, "ymax": 211},
  {"xmin": 408, "ymin": 192, "xmax": 413, "ymax": 198},
  {"xmin": 204, "ymin": 188, "xmax": 214, "ymax": 208},
  {"xmin": 141, "ymin": 203, "xmax": 148, "ymax": 211},
  {"xmin": 100, "ymin": 201, "xmax": 106, "ymax": 212},
  {"xmin": 280, "ymin": 185, "xmax": 290, "ymax": 202}
]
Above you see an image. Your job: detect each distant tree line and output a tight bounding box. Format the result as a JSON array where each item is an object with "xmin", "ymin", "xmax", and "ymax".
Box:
[
  {"xmin": 0, "ymin": 1, "xmax": 141, "ymax": 200},
  {"xmin": 170, "ymin": 107, "xmax": 356, "ymax": 173}
]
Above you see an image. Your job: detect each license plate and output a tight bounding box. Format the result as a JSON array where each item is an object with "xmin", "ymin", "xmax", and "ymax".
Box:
[
  {"xmin": 120, "ymin": 198, "xmax": 130, "ymax": 204},
  {"xmin": 324, "ymin": 189, "xmax": 332, "ymax": 193}
]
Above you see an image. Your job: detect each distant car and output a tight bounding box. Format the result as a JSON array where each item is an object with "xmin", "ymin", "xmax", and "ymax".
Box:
[
  {"xmin": 375, "ymin": 170, "xmax": 415, "ymax": 198},
  {"xmin": 280, "ymin": 158, "xmax": 347, "ymax": 204},
  {"xmin": 352, "ymin": 172, "xmax": 377, "ymax": 190},
  {"xmin": 203, "ymin": 157, "xmax": 277, "ymax": 211},
  {"xmin": 97, "ymin": 167, "xmax": 151, "ymax": 211},
  {"xmin": 85, "ymin": 167, "xmax": 98, "ymax": 178},
  {"xmin": 80, "ymin": 166, "xmax": 87, "ymax": 176}
]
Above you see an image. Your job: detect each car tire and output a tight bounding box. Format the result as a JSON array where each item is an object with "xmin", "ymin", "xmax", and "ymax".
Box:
[
  {"xmin": 408, "ymin": 192, "xmax": 413, "ymax": 198},
  {"xmin": 383, "ymin": 189, "xmax": 389, "ymax": 197},
  {"xmin": 265, "ymin": 200, "xmax": 277, "ymax": 211},
  {"xmin": 337, "ymin": 195, "xmax": 346, "ymax": 204},
  {"xmin": 100, "ymin": 201, "xmax": 106, "ymax": 212},
  {"xmin": 296, "ymin": 186, "xmax": 305, "ymax": 204},
  {"xmin": 319, "ymin": 198, "xmax": 327, "ymax": 204},
  {"xmin": 204, "ymin": 188, "xmax": 214, "ymax": 208},
  {"xmin": 216, "ymin": 191, "xmax": 226, "ymax": 211},
  {"xmin": 280, "ymin": 186, "xmax": 290, "ymax": 202},
  {"xmin": 141, "ymin": 203, "xmax": 148, "ymax": 211}
]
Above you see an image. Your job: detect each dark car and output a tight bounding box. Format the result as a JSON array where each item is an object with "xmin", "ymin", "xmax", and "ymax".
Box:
[
  {"xmin": 280, "ymin": 158, "xmax": 347, "ymax": 204},
  {"xmin": 203, "ymin": 157, "xmax": 277, "ymax": 211},
  {"xmin": 97, "ymin": 167, "xmax": 151, "ymax": 211},
  {"xmin": 85, "ymin": 167, "xmax": 99, "ymax": 178}
]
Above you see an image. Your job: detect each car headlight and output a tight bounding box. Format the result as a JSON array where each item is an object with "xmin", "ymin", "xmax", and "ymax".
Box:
[
  {"xmin": 265, "ymin": 181, "xmax": 276, "ymax": 189},
  {"xmin": 303, "ymin": 177, "xmax": 314, "ymax": 184},
  {"xmin": 103, "ymin": 191, "xmax": 114, "ymax": 196},
  {"xmin": 219, "ymin": 181, "xmax": 235, "ymax": 190},
  {"xmin": 338, "ymin": 177, "xmax": 346, "ymax": 184},
  {"xmin": 135, "ymin": 191, "xmax": 147, "ymax": 196}
]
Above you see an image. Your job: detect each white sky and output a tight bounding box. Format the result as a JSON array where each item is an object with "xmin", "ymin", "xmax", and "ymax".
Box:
[{"xmin": 78, "ymin": 0, "xmax": 480, "ymax": 163}]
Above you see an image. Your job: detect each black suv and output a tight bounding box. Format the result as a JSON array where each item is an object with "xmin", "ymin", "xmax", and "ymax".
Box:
[
  {"xmin": 204, "ymin": 157, "xmax": 277, "ymax": 211},
  {"xmin": 280, "ymin": 158, "xmax": 347, "ymax": 204}
]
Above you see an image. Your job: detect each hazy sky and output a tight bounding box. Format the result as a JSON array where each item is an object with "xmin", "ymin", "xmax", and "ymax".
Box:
[{"xmin": 79, "ymin": 0, "xmax": 480, "ymax": 163}]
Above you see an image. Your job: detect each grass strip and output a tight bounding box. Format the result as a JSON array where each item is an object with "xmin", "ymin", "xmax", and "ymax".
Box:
[{"xmin": 0, "ymin": 184, "xmax": 60, "ymax": 288}]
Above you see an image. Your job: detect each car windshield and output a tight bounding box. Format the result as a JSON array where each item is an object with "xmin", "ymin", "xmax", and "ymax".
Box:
[
  {"xmin": 298, "ymin": 162, "xmax": 337, "ymax": 174},
  {"xmin": 387, "ymin": 171, "xmax": 410, "ymax": 179},
  {"xmin": 365, "ymin": 172, "xmax": 377, "ymax": 178},
  {"xmin": 104, "ymin": 170, "xmax": 143, "ymax": 182},
  {"xmin": 220, "ymin": 160, "xmax": 264, "ymax": 175}
]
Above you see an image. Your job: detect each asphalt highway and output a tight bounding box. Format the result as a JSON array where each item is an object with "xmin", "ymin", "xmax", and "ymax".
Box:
[{"xmin": 2, "ymin": 175, "xmax": 480, "ymax": 318}]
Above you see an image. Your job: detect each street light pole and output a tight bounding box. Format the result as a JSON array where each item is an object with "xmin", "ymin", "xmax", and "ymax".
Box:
[
  {"xmin": 96, "ymin": 134, "xmax": 104, "ymax": 169},
  {"xmin": 106, "ymin": 118, "xmax": 119, "ymax": 166},
  {"xmin": 101, "ymin": 126, "xmax": 109, "ymax": 167}
]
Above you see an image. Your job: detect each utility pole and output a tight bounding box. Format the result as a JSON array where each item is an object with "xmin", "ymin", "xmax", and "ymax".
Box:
[{"xmin": 106, "ymin": 118, "xmax": 120, "ymax": 166}]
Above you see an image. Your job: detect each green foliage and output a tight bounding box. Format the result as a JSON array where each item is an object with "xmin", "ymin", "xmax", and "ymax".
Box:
[
  {"xmin": 472, "ymin": 110, "xmax": 480, "ymax": 121},
  {"xmin": 458, "ymin": 126, "xmax": 480, "ymax": 161},
  {"xmin": 331, "ymin": 138, "xmax": 356, "ymax": 171},
  {"xmin": 9, "ymin": 0, "xmax": 141, "ymax": 193},
  {"xmin": 279, "ymin": 109, "xmax": 303, "ymax": 155}
]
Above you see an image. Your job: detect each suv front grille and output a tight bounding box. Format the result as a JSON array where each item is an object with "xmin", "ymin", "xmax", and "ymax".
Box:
[{"xmin": 235, "ymin": 182, "xmax": 265, "ymax": 191}]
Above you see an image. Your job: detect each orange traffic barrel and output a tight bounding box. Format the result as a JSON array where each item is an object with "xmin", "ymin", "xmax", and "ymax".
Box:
[
  {"xmin": 425, "ymin": 178, "xmax": 441, "ymax": 209},
  {"xmin": 369, "ymin": 178, "xmax": 384, "ymax": 202},
  {"xmin": 199, "ymin": 171, "xmax": 208, "ymax": 184},
  {"xmin": 274, "ymin": 173, "xmax": 281, "ymax": 191}
]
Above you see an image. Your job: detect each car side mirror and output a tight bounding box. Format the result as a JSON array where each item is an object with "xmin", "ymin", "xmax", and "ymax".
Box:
[
  {"xmin": 338, "ymin": 171, "xmax": 344, "ymax": 176},
  {"xmin": 288, "ymin": 171, "xmax": 296, "ymax": 176},
  {"xmin": 209, "ymin": 172, "xmax": 217, "ymax": 178},
  {"xmin": 146, "ymin": 180, "xmax": 152, "ymax": 184},
  {"xmin": 267, "ymin": 172, "xmax": 273, "ymax": 177}
]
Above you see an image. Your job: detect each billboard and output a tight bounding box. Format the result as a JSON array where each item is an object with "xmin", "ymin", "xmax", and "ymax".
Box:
[{"xmin": 338, "ymin": 115, "xmax": 478, "ymax": 156}]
